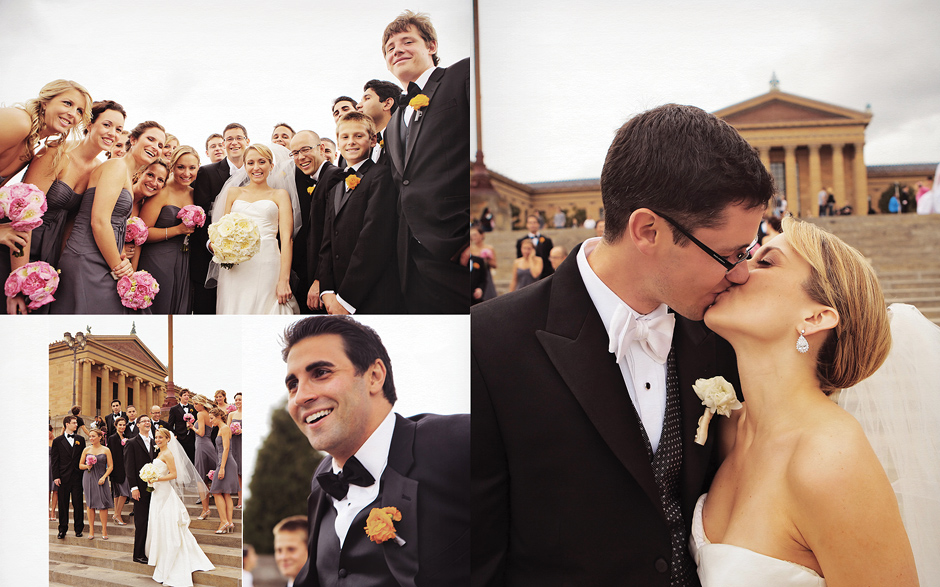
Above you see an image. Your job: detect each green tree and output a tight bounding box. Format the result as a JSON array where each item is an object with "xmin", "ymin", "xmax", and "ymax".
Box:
[{"xmin": 243, "ymin": 400, "xmax": 324, "ymax": 554}]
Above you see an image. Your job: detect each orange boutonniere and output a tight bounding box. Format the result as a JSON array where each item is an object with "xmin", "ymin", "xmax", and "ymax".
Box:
[
  {"xmin": 472, "ymin": 261, "xmax": 480, "ymax": 269},
  {"xmin": 379, "ymin": 139, "xmax": 384, "ymax": 148},
  {"xmin": 365, "ymin": 506, "xmax": 406, "ymax": 545},
  {"xmin": 307, "ymin": 186, "xmax": 314, "ymax": 195},
  {"xmin": 409, "ymin": 94, "xmax": 429, "ymax": 110},
  {"xmin": 345, "ymin": 174, "xmax": 361, "ymax": 190},
  {"xmin": 538, "ymin": 236, "xmax": 545, "ymax": 243}
]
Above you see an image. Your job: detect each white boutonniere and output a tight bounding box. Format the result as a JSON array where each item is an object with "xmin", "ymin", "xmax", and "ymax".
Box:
[{"xmin": 692, "ymin": 376, "xmax": 742, "ymax": 445}]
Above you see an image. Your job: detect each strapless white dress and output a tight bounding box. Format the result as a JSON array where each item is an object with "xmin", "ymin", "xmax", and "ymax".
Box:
[
  {"xmin": 216, "ymin": 199, "xmax": 299, "ymax": 315},
  {"xmin": 146, "ymin": 458, "xmax": 215, "ymax": 586},
  {"xmin": 690, "ymin": 494, "xmax": 826, "ymax": 586}
]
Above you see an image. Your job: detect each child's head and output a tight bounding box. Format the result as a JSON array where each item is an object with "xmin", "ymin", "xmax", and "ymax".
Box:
[{"xmin": 336, "ymin": 112, "xmax": 377, "ymax": 166}]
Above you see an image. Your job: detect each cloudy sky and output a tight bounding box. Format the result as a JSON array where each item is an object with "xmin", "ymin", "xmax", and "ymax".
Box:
[
  {"xmin": 0, "ymin": 0, "xmax": 471, "ymax": 164},
  {"xmin": 474, "ymin": 0, "xmax": 940, "ymax": 183}
]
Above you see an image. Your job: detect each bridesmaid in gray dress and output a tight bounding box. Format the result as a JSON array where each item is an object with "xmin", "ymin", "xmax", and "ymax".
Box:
[
  {"xmin": 209, "ymin": 407, "xmax": 238, "ymax": 534},
  {"xmin": 51, "ymin": 120, "xmax": 166, "ymax": 314},
  {"xmin": 126, "ymin": 159, "xmax": 168, "ymax": 271},
  {"xmin": 78, "ymin": 429, "xmax": 113, "ymax": 540},
  {"xmin": 191, "ymin": 394, "xmax": 216, "ymax": 519},
  {"xmin": 227, "ymin": 392, "xmax": 243, "ymax": 509},
  {"xmin": 137, "ymin": 147, "xmax": 199, "ymax": 313}
]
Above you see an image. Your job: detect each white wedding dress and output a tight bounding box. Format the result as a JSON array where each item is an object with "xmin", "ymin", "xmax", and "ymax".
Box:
[
  {"xmin": 216, "ymin": 199, "xmax": 299, "ymax": 314},
  {"xmin": 690, "ymin": 494, "xmax": 826, "ymax": 587},
  {"xmin": 146, "ymin": 458, "xmax": 215, "ymax": 586}
]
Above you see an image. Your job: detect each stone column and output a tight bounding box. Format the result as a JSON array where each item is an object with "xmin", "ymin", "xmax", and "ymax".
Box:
[
  {"xmin": 853, "ymin": 142, "xmax": 868, "ymax": 214},
  {"xmin": 118, "ymin": 371, "xmax": 127, "ymax": 406},
  {"xmin": 807, "ymin": 144, "xmax": 822, "ymax": 218},
  {"xmin": 99, "ymin": 366, "xmax": 113, "ymax": 417},
  {"xmin": 80, "ymin": 359, "xmax": 93, "ymax": 418},
  {"xmin": 784, "ymin": 145, "xmax": 800, "ymax": 216},
  {"xmin": 132, "ymin": 377, "xmax": 142, "ymax": 413},
  {"xmin": 758, "ymin": 146, "xmax": 771, "ymax": 171},
  {"xmin": 832, "ymin": 143, "xmax": 846, "ymax": 206}
]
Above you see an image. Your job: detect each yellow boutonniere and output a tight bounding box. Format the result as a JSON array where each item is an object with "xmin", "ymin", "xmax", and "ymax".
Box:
[
  {"xmin": 473, "ymin": 262, "xmax": 480, "ymax": 269},
  {"xmin": 307, "ymin": 186, "xmax": 314, "ymax": 195},
  {"xmin": 538, "ymin": 236, "xmax": 545, "ymax": 243},
  {"xmin": 365, "ymin": 506, "xmax": 406, "ymax": 546},
  {"xmin": 379, "ymin": 139, "xmax": 384, "ymax": 148},
  {"xmin": 409, "ymin": 94, "xmax": 429, "ymax": 110},
  {"xmin": 345, "ymin": 174, "xmax": 361, "ymax": 190}
]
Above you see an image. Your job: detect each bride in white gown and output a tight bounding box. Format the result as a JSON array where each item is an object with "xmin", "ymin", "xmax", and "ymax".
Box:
[
  {"xmin": 213, "ymin": 143, "xmax": 299, "ymax": 314},
  {"xmin": 693, "ymin": 217, "xmax": 924, "ymax": 586},
  {"xmin": 147, "ymin": 428, "xmax": 215, "ymax": 587}
]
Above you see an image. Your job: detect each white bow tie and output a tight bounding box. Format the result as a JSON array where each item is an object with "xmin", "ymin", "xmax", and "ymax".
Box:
[{"xmin": 608, "ymin": 304, "xmax": 676, "ymax": 365}]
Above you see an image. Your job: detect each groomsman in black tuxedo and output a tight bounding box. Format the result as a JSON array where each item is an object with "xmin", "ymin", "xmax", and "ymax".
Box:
[
  {"xmin": 149, "ymin": 405, "xmax": 170, "ymax": 433},
  {"xmin": 51, "ymin": 416, "xmax": 85, "ymax": 538},
  {"xmin": 290, "ymin": 130, "xmax": 341, "ymax": 314},
  {"xmin": 317, "ymin": 112, "xmax": 403, "ymax": 315},
  {"xmin": 357, "ymin": 79, "xmax": 401, "ymax": 168},
  {"xmin": 283, "ymin": 316, "xmax": 469, "ymax": 587},
  {"xmin": 516, "ymin": 214, "xmax": 555, "ymax": 279},
  {"xmin": 205, "ymin": 133, "xmax": 226, "ymax": 164},
  {"xmin": 124, "ymin": 405, "xmax": 140, "ymax": 438},
  {"xmin": 190, "ymin": 123, "xmax": 250, "ymax": 314},
  {"xmin": 169, "ymin": 389, "xmax": 197, "ymax": 463},
  {"xmin": 382, "ymin": 11, "xmax": 471, "ymax": 314},
  {"xmin": 104, "ymin": 399, "xmax": 127, "ymax": 437},
  {"xmin": 125, "ymin": 414, "xmax": 156, "ymax": 563}
]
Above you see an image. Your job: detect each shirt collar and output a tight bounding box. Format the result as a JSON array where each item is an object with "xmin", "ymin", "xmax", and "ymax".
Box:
[
  {"xmin": 348, "ymin": 159, "xmax": 367, "ymax": 173},
  {"xmin": 226, "ymin": 157, "xmax": 241, "ymax": 176},
  {"xmin": 331, "ymin": 410, "xmax": 396, "ymax": 484},
  {"xmin": 411, "ymin": 66, "xmax": 437, "ymax": 92},
  {"xmin": 313, "ymin": 160, "xmax": 328, "ymax": 181}
]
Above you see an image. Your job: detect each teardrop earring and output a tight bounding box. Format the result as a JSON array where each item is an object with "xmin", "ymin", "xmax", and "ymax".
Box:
[{"xmin": 796, "ymin": 329, "xmax": 809, "ymax": 354}]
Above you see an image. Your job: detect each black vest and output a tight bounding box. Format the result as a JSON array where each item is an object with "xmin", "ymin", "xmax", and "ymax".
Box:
[{"xmin": 316, "ymin": 491, "xmax": 399, "ymax": 587}]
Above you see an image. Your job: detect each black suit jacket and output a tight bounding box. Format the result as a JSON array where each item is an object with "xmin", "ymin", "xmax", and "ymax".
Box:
[
  {"xmin": 384, "ymin": 59, "xmax": 471, "ymax": 291},
  {"xmin": 107, "ymin": 433, "xmax": 127, "ymax": 484},
  {"xmin": 515, "ymin": 233, "xmax": 555, "ymax": 279},
  {"xmin": 125, "ymin": 419, "xmax": 140, "ymax": 439},
  {"xmin": 302, "ymin": 162, "xmax": 342, "ymax": 306},
  {"xmin": 104, "ymin": 411, "xmax": 127, "ymax": 437},
  {"xmin": 168, "ymin": 403, "xmax": 196, "ymax": 442},
  {"xmin": 296, "ymin": 413, "xmax": 470, "ymax": 587},
  {"xmin": 316, "ymin": 160, "xmax": 402, "ymax": 313},
  {"xmin": 470, "ymin": 244, "xmax": 739, "ymax": 586},
  {"xmin": 124, "ymin": 433, "xmax": 156, "ymax": 491},
  {"xmin": 190, "ymin": 157, "xmax": 232, "ymax": 310},
  {"xmin": 51, "ymin": 433, "xmax": 86, "ymax": 486}
]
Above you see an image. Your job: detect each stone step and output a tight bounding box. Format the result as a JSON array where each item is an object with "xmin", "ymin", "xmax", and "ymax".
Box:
[
  {"xmin": 59, "ymin": 501, "xmax": 242, "ymax": 520},
  {"xmin": 49, "ymin": 553, "xmax": 241, "ymax": 587},
  {"xmin": 49, "ymin": 530, "xmax": 242, "ymax": 568},
  {"xmin": 50, "ymin": 521, "xmax": 242, "ymax": 548}
]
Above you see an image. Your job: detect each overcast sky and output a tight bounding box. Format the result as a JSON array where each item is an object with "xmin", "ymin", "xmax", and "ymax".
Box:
[
  {"xmin": 0, "ymin": 0, "xmax": 471, "ymax": 164},
  {"xmin": 474, "ymin": 0, "xmax": 940, "ymax": 183}
]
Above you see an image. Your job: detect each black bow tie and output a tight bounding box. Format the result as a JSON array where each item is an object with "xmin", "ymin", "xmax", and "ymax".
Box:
[
  {"xmin": 376, "ymin": 131, "xmax": 383, "ymax": 144},
  {"xmin": 399, "ymin": 81, "xmax": 422, "ymax": 108},
  {"xmin": 316, "ymin": 456, "xmax": 375, "ymax": 500},
  {"xmin": 66, "ymin": 434, "xmax": 75, "ymax": 438}
]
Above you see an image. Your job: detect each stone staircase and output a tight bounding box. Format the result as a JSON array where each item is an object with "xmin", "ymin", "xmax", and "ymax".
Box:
[
  {"xmin": 481, "ymin": 215, "xmax": 940, "ymax": 325},
  {"xmin": 49, "ymin": 500, "xmax": 242, "ymax": 587}
]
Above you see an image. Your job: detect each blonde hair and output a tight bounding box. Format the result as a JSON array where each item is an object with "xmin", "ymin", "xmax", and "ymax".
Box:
[
  {"xmin": 244, "ymin": 144, "xmax": 273, "ymax": 163},
  {"xmin": 782, "ymin": 217, "xmax": 891, "ymax": 393},
  {"xmin": 18, "ymin": 80, "xmax": 92, "ymax": 162},
  {"xmin": 169, "ymin": 145, "xmax": 200, "ymax": 186},
  {"xmin": 155, "ymin": 427, "xmax": 172, "ymax": 442},
  {"xmin": 191, "ymin": 394, "xmax": 214, "ymax": 410}
]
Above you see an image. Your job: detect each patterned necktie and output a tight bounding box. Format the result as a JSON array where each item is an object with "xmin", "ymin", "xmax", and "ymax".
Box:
[{"xmin": 316, "ymin": 456, "xmax": 375, "ymax": 500}]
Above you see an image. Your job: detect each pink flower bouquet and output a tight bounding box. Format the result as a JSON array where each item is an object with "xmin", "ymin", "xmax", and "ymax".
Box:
[
  {"xmin": 230, "ymin": 422, "xmax": 241, "ymax": 434},
  {"xmin": 207, "ymin": 470, "xmax": 215, "ymax": 481},
  {"xmin": 226, "ymin": 404, "xmax": 237, "ymax": 413},
  {"xmin": 125, "ymin": 216, "xmax": 148, "ymax": 246},
  {"xmin": 176, "ymin": 205, "xmax": 206, "ymax": 228},
  {"xmin": 121, "ymin": 438, "xmax": 127, "ymax": 446},
  {"xmin": 4, "ymin": 261, "xmax": 59, "ymax": 309},
  {"xmin": 86, "ymin": 454, "xmax": 97, "ymax": 466},
  {"xmin": 116, "ymin": 270, "xmax": 160, "ymax": 310},
  {"xmin": 0, "ymin": 182, "xmax": 47, "ymax": 256},
  {"xmin": 183, "ymin": 413, "xmax": 195, "ymax": 424}
]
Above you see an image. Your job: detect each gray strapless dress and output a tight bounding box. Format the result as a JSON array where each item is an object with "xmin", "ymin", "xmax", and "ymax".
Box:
[
  {"xmin": 230, "ymin": 419, "xmax": 242, "ymax": 471},
  {"xmin": 210, "ymin": 436, "xmax": 239, "ymax": 494},
  {"xmin": 52, "ymin": 187, "xmax": 141, "ymax": 314},
  {"xmin": 194, "ymin": 419, "xmax": 217, "ymax": 483},
  {"xmin": 137, "ymin": 204, "xmax": 192, "ymax": 314},
  {"xmin": 82, "ymin": 453, "xmax": 114, "ymax": 510},
  {"xmin": 30, "ymin": 179, "xmax": 83, "ymax": 267}
]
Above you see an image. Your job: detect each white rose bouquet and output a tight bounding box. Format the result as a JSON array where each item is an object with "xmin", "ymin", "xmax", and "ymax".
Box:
[
  {"xmin": 207, "ymin": 212, "xmax": 261, "ymax": 268},
  {"xmin": 139, "ymin": 462, "xmax": 160, "ymax": 491},
  {"xmin": 692, "ymin": 376, "xmax": 742, "ymax": 445}
]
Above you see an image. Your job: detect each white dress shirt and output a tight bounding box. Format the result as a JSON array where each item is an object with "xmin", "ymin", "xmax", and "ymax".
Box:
[
  {"xmin": 328, "ymin": 410, "xmax": 396, "ymax": 547},
  {"xmin": 130, "ymin": 433, "xmax": 152, "ymax": 493},
  {"xmin": 578, "ymin": 237, "xmax": 670, "ymax": 453},
  {"xmin": 401, "ymin": 66, "xmax": 437, "ymax": 127}
]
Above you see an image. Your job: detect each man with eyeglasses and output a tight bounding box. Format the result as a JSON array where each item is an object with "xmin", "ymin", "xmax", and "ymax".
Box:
[
  {"xmin": 289, "ymin": 130, "xmax": 342, "ymax": 313},
  {"xmin": 190, "ymin": 122, "xmax": 251, "ymax": 313},
  {"xmin": 472, "ymin": 103, "xmax": 775, "ymax": 586}
]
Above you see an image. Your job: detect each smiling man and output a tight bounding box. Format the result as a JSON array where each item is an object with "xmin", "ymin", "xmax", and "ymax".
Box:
[{"xmin": 282, "ymin": 316, "xmax": 469, "ymax": 587}]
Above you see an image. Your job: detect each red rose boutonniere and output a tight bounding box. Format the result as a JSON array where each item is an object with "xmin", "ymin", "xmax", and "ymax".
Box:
[
  {"xmin": 409, "ymin": 94, "xmax": 429, "ymax": 111},
  {"xmin": 365, "ymin": 506, "xmax": 406, "ymax": 546},
  {"xmin": 345, "ymin": 174, "xmax": 361, "ymax": 191}
]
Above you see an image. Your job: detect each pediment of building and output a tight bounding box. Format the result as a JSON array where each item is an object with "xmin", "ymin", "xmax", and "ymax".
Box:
[{"xmin": 715, "ymin": 91, "xmax": 871, "ymax": 127}]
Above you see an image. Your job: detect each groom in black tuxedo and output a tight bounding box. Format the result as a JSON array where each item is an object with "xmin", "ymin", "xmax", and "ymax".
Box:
[
  {"xmin": 51, "ymin": 416, "xmax": 85, "ymax": 538},
  {"xmin": 104, "ymin": 399, "xmax": 127, "ymax": 437},
  {"xmin": 382, "ymin": 11, "xmax": 470, "ymax": 314},
  {"xmin": 168, "ymin": 389, "xmax": 197, "ymax": 463},
  {"xmin": 125, "ymin": 414, "xmax": 156, "ymax": 563},
  {"xmin": 472, "ymin": 104, "xmax": 774, "ymax": 586},
  {"xmin": 190, "ymin": 122, "xmax": 250, "ymax": 314},
  {"xmin": 282, "ymin": 316, "xmax": 469, "ymax": 587}
]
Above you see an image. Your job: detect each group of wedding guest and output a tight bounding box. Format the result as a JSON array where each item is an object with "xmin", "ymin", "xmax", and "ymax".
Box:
[{"xmin": 3, "ymin": 10, "xmax": 469, "ymax": 315}]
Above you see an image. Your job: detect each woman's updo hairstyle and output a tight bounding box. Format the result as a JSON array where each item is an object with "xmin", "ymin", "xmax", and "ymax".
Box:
[{"xmin": 83, "ymin": 100, "xmax": 126, "ymax": 135}]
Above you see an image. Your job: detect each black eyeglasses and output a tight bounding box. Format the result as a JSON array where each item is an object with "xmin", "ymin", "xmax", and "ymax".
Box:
[{"xmin": 654, "ymin": 211, "xmax": 758, "ymax": 273}]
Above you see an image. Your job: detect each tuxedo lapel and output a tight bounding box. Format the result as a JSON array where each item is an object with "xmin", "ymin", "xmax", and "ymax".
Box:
[
  {"xmin": 535, "ymin": 246, "xmax": 661, "ymax": 511},
  {"xmin": 385, "ymin": 115, "xmax": 405, "ymax": 178},
  {"xmin": 337, "ymin": 160, "xmax": 372, "ymax": 216},
  {"xmin": 383, "ymin": 416, "xmax": 419, "ymax": 587},
  {"xmin": 306, "ymin": 459, "xmax": 333, "ymax": 587},
  {"xmin": 402, "ymin": 67, "xmax": 444, "ymax": 171}
]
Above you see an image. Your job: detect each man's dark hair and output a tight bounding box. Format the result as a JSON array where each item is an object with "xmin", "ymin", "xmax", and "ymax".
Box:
[
  {"xmin": 273, "ymin": 122, "xmax": 295, "ymax": 135},
  {"xmin": 363, "ymin": 79, "xmax": 402, "ymax": 112},
  {"xmin": 600, "ymin": 103, "xmax": 774, "ymax": 244},
  {"xmin": 62, "ymin": 415, "xmax": 76, "ymax": 427},
  {"xmin": 332, "ymin": 96, "xmax": 358, "ymax": 108},
  {"xmin": 223, "ymin": 123, "xmax": 247, "ymax": 137},
  {"xmin": 281, "ymin": 316, "xmax": 396, "ymax": 404},
  {"xmin": 71, "ymin": 405, "xmax": 81, "ymax": 415},
  {"xmin": 204, "ymin": 133, "xmax": 223, "ymax": 150},
  {"xmin": 111, "ymin": 399, "xmax": 121, "ymax": 406},
  {"xmin": 137, "ymin": 414, "xmax": 151, "ymax": 425}
]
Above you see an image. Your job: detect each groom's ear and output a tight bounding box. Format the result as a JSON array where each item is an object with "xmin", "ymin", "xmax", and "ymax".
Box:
[
  {"xmin": 628, "ymin": 209, "xmax": 661, "ymax": 254},
  {"xmin": 366, "ymin": 359, "xmax": 388, "ymax": 397}
]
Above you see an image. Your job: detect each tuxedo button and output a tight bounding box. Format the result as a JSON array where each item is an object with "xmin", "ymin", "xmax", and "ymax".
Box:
[
  {"xmin": 402, "ymin": 179, "xmax": 410, "ymax": 186},
  {"xmin": 654, "ymin": 558, "xmax": 669, "ymax": 573},
  {"xmin": 338, "ymin": 568, "xmax": 348, "ymax": 578}
]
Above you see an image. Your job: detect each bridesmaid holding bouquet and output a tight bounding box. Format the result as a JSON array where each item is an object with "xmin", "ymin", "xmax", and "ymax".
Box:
[{"xmin": 78, "ymin": 429, "xmax": 113, "ymax": 540}]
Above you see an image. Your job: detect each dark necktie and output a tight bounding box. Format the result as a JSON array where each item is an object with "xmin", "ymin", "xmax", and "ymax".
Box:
[{"xmin": 316, "ymin": 456, "xmax": 375, "ymax": 500}]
